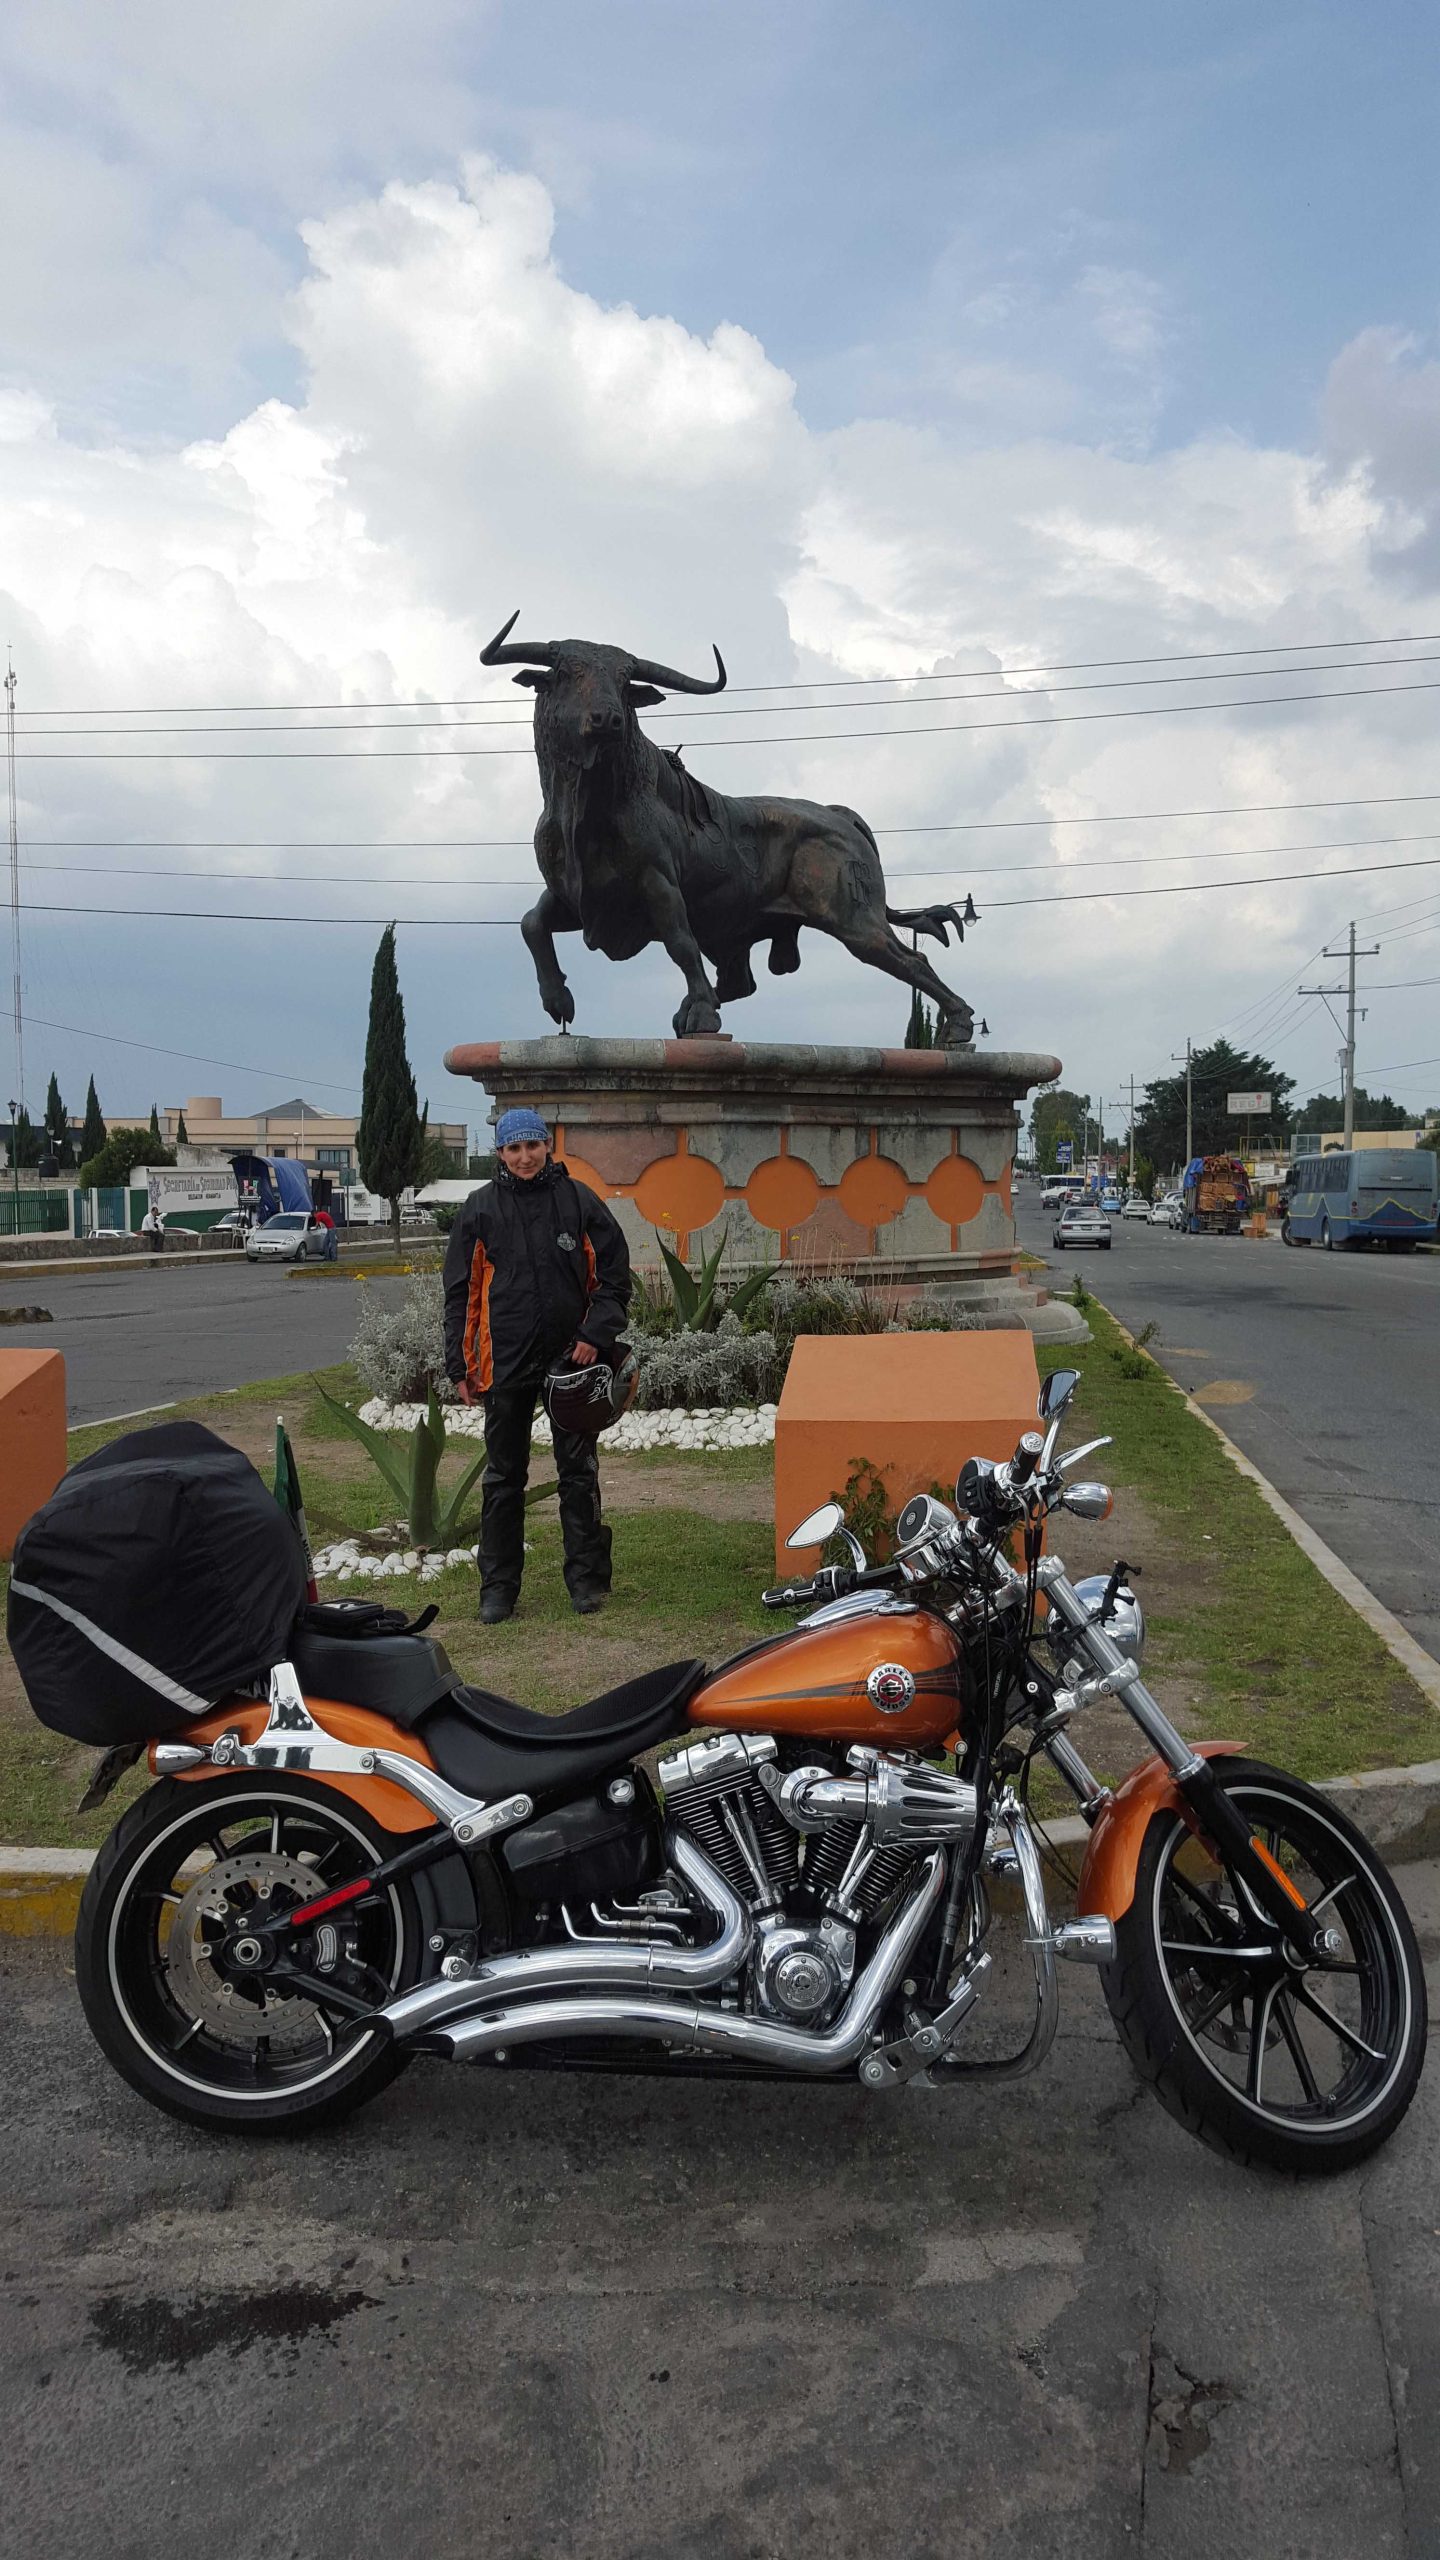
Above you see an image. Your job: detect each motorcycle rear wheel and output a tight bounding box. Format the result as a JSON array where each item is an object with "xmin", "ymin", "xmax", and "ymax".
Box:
[
  {"xmin": 76, "ymin": 1776, "xmax": 425, "ymax": 2133},
  {"xmin": 1102, "ymin": 1759, "xmax": 1426, "ymax": 2173}
]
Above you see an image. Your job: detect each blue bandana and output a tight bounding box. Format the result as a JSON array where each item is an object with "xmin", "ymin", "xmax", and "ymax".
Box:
[{"xmin": 495, "ymin": 1106, "xmax": 549, "ymax": 1148}]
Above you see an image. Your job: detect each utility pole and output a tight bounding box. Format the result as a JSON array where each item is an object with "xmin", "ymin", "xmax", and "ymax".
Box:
[
  {"xmin": 5, "ymin": 653, "xmax": 21, "ymax": 1118},
  {"xmin": 1171, "ymin": 1039, "xmax": 1193, "ymax": 1165},
  {"xmin": 1302, "ymin": 918, "xmax": 1377, "ymax": 1148},
  {"xmin": 1127, "ymin": 1074, "xmax": 1138, "ymax": 1185}
]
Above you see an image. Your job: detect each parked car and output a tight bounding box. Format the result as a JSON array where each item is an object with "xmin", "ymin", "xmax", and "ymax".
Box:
[
  {"xmin": 1052, "ymin": 1200, "xmax": 1113, "ymax": 1250},
  {"xmin": 1120, "ymin": 1195, "xmax": 1151, "ymax": 1220},
  {"xmin": 245, "ymin": 1212, "xmax": 337, "ymax": 1264},
  {"xmin": 87, "ymin": 1226, "xmax": 128, "ymax": 1241}
]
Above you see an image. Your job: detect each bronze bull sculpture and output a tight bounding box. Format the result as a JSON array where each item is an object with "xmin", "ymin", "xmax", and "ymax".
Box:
[{"xmin": 482, "ymin": 615, "xmax": 979, "ymax": 1043}]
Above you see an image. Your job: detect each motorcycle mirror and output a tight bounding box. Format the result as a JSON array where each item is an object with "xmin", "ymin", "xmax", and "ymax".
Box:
[
  {"xmin": 1038, "ymin": 1367, "xmax": 1080, "ymax": 1423},
  {"xmin": 786, "ymin": 1500, "xmax": 845, "ymax": 1552}
]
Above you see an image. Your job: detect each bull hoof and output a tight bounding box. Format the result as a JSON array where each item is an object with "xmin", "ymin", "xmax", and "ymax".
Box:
[
  {"xmin": 768, "ymin": 929, "xmax": 801, "ymax": 976},
  {"xmin": 938, "ymin": 1008, "xmax": 976, "ymax": 1049},
  {"xmin": 673, "ymin": 997, "xmax": 723, "ymax": 1037},
  {"xmin": 543, "ymin": 984, "xmax": 575, "ymax": 1027}
]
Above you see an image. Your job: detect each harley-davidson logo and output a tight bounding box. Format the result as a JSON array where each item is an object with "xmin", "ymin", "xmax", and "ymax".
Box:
[
  {"xmin": 866, "ymin": 1661, "xmax": 916, "ymax": 1714},
  {"xmin": 556, "ymin": 1231, "xmax": 577, "ymax": 1251}
]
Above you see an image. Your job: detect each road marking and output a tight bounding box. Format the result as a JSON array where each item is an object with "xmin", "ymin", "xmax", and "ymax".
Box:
[{"xmin": 1192, "ymin": 1379, "xmax": 1256, "ymax": 1406}]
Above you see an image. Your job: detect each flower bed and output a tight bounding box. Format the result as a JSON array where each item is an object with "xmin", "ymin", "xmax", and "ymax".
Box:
[{"xmin": 356, "ymin": 1396, "xmax": 777, "ymax": 1453}]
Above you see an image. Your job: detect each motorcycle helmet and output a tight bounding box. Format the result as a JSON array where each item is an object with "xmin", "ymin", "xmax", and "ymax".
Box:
[{"xmin": 543, "ymin": 1348, "xmax": 641, "ymax": 1441}]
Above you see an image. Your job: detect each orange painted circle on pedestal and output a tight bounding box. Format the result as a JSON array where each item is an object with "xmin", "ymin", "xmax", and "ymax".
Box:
[
  {"xmin": 553, "ymin": 1152, "xmax": 612, "ymax": 1198},
  {"xmin": 745, "ymin": 1154, "xmax": 821, "ymax": 1231},
  {"xmin": 837, "ymin": 1154, "xmax": 910, "ymax": 1228},
  {"xmin": 633, "ymin": 1149, "xmax": 727, "ymax": 1233},
  {"xmin": 924, "ymin": 1154, "xmax": 985, "ymax": 1225}
]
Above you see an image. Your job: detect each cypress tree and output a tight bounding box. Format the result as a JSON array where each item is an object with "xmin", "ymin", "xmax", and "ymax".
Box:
[
  {"xmin": 44, "ymin": 1072, "xmax": 73, "ymax": 1168},
  {"xmin": 14, "ymin": 1105, "xmax": 40, "ymax": 1169},
  {"xmin": 176, "ymin": 1111, "xmax": 189, "ymax": 1146},
  {"xmin": 905, "ymin": 990, "xmax": 936, "ymax": 1049},
  {"xmin": 357, "ymin": 923, "xmax": 423, "ymax": 1254},
  {"xmin": 81, "ymin": 1078, "xmax": 106, "ymax": 1164},
  {"xmin": 148, "ymin": 1102, "xmax": 162, "ymax": 1147}
]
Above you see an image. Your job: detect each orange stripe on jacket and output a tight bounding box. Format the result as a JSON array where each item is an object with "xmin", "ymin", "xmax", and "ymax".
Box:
[
  {"xmin": 462, "ymin": 1244, "xmax": 494, "ymax": 1391},
  {"xmin": 582, "ymin": 1234, "xmax": 598, "ymax": 1306}
]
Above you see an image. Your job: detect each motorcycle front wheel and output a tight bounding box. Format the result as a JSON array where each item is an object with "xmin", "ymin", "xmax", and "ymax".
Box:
[
  {"xmin": 1103, "ymin": 1759, "xmax": 1426, "ymax": 2173},
  {"xmin": 76, "ymin": 1776, "xmax": 426, "ymax": 2133}
]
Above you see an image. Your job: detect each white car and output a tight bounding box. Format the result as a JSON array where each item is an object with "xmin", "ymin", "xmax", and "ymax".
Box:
[
  {"xmin": 1052, "ymin": 1200, "xmax": 1113, "ymax": 1250},
  {"xmin": 1121, "ymin": 1195, "xmax": 1151, "ymax": 1220},
  {"xmin": 1149, "ymin": 1196, "xmax": 1179, "ymax": 1226},
  {"xmin": 245, "ymin": 1212, "xmax": 336, "ymax": 1263}
]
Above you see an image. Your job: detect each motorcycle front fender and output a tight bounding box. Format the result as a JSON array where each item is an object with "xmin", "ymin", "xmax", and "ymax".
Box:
[
  {"xmin": 1076, "ymin": 1741, "xmax": 1244, "ymax": 1923},
  {"xmin": 147, "ymin": 1695, "xmax": 441, "ymax": 1834}
]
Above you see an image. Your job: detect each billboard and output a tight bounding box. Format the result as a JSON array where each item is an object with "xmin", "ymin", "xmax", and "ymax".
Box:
[
  {"xmin": 1227, "ymin": 1091, "xmax": 1271, "ymax": 1115},
  {"xmin": 1055, "ymin": 1140, "xmax": 1073, "ymax": 1166}
]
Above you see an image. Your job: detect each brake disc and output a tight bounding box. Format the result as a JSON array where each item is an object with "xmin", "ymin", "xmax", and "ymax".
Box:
[{"xmin": 166, "ymin": 1848, "xmax": 327, "ymax": 2052}]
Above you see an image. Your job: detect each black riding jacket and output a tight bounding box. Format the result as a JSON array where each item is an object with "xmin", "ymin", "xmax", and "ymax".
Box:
[{"xmin": 442, "ymin": 1161, "xmax": 631, "ymax": 1395}]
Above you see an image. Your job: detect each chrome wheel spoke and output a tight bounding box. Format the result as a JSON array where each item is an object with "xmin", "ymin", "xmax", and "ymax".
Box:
[
  {"xmin": 1162, "ymin": 1939, "xmax": 1273, "ymax": 1964},
  {"xmin": 1246, "ymin": 1979, "xmax": 1282, "ymax": 2105},
  {"xmin": 1306, "ymin": 1875, "xmax": 1355, "ymax": 1924},
  {"xmin": 1291, "ymin": 1981, "xmax": 1386, "ymax": 2064}
]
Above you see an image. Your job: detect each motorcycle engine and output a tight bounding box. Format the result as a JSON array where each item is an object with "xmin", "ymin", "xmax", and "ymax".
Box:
[{"xmin": 655, "ymin": 1731, "xmax": 951, "ymax": 2026}]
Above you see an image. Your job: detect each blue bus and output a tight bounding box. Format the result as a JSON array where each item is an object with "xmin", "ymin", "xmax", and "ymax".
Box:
[{"xmin": 1281, "ymin": 1146, "xmax": 1439, "ymax": 1251}]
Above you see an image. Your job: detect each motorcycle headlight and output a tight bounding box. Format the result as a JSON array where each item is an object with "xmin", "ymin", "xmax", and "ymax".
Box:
[{"xmin": 1067, "ymin": 1573, "xmax": 1146, "ymax": 1665}]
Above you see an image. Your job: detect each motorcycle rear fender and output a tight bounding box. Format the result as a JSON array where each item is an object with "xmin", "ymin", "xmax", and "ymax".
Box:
[
  {"xmin": 1076, "ymin": 1741, "xmax": 1244, "ymax": 1923},
  {"xmin": 147, "ymin": 1695, "xmax": 441, "ymax": 1834}
]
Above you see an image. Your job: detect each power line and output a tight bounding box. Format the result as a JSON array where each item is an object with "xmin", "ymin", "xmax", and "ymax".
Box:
[
  {"xmin": 17, "ymin": 827, "xmax": 1440, "ymax": 892},
  {"xmin": 19, "ymin": 789, "xmax": 1440, "ymax": 846},
  {"xmin": 18, "ymin": 625, "xmax": 1440, "ymax": 716},
  {"xmin": 13, "ymin": 674, "xmax": 1440, "ymax": 760},
  {"xmin": 22, "ymin": 649, "xmax": 1440, "ymax": 739},
  {"xmin": 20, "ymin": 846, "xmax": 1440, "ymax": 930},
  {"xmin": 21, "ymin": 1011, "xmax": 360, "ymax": 1093}
]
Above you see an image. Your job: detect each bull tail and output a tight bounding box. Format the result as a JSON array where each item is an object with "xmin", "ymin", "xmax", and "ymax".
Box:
[{"xmin": 886, "ymin": 899, "xmax": 969, "ymax": 948}]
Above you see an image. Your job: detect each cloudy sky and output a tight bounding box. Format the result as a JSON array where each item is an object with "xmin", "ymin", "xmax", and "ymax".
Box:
[{"xmin": 3, "ymin": 0, "xmax": 1439, "ymax": 1149}]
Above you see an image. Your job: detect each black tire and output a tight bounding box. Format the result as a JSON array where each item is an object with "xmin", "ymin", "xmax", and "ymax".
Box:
[
  {"xmin": 76, "ymin": 1775, "xmax": 429, "ymax": 2134},
  {"xmin": 1102, "ymin": 1758, "xmax": 1426, "ymax": 2173},
  {"xmin": 1320, "ymin": 1214, "xmax": 1333, "ymax": 1251}
]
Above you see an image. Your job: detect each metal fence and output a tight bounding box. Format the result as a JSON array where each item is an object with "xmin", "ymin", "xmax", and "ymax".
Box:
[{"xmin": 0, "ymin": 1188, "xmax": 70, "ymax": 1237}]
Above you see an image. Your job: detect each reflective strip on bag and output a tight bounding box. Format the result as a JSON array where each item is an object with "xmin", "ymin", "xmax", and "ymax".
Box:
[{"xmin": 8, "ymin": 1578, "xmax": 212, "ymax": 1717}]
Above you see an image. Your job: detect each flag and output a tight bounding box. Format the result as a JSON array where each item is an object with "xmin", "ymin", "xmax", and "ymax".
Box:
[{"xmin": 274, "ymin": 1416, "xmax": 318, "ymax": 1601}]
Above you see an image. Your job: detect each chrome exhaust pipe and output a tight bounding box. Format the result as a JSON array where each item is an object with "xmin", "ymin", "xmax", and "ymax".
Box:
[
  {"xmin": 440, "ymin": 1852, "xmax": 947, "ymax": 2074},
  {"xmin": 380, "ymin": 1830, "xmax": 750, "ymax": 2045}
]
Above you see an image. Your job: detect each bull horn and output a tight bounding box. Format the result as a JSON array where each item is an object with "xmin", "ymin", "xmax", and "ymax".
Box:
[
  {"xmin": 479, "ymin": 612, "xmax": 560, "ymax": 669},
  {"xmin": 626, "ymin": 644, "xmax": 727, "ymax": 695}
]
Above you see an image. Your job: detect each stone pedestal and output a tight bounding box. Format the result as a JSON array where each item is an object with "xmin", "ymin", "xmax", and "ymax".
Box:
[
  {"xmin": 0, "ymin": 1347, "xmax": 66, "ymax": 1560},
  {"xmin": 446, "ymin": 1035, "xmax": 1059, "ymax": 1317}
]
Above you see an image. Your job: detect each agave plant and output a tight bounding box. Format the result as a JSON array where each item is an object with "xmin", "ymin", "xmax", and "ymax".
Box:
[
  {"xmin": 657, "ymin": 1223, "xmax": 774, "ymax": 1332},
  {"xmin": 313, "ymin": 1379, "xmax": 555, "ymax": 1548}
]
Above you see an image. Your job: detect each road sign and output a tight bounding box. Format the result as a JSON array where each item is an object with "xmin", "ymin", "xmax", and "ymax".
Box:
[
  {"xmin": 1056, "ymin": 1140, "xmax": 1073, "ymax": 1166},
  {"xmin": 1227, "ymin": 1091, "xmax": 1271, "ymax": 1115}
]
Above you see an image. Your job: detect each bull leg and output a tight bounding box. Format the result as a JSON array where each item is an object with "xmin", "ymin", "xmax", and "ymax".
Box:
[
  {"xmin": 827, "ymin": 915, "xmax": 975, "ymax": 1048},
  {"xmin": 715, "ymin": 946, "xmax": 757, "ymax": 1004},
  {"xmin": 642, "ymin": 876, "xmax": 723, "ymax": 1036},
  {"xmin": 521, "ymin": 888, "xmax": 578, "ymax": 1027},
  {"xmin": 768, "ymin": 922, "xmax": 801, "ymax": 976}
]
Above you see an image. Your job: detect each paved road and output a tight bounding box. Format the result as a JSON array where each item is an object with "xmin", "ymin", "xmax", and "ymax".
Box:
[
  {"xmin": 1, "ymin": 1261, "xmax": 411, "ymax": 1428},
  {"xmin": 1018, "ymin": 1199, "xmax": 1440, "ymax": 1670},
  {"xmin": 2, "ymin": 1867, "xmax": 1435, "ymax": 2560}
]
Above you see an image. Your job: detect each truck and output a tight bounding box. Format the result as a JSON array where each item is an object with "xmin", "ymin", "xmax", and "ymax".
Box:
[{"xmin": 1181, "ymin": 1155, "xmax": 1251, "ymax": 1235}]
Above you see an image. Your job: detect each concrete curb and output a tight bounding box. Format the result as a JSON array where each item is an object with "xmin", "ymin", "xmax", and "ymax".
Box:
[{"xmin": 1, "ymin": 1848, "xmax": 92, "ymax": 1939}]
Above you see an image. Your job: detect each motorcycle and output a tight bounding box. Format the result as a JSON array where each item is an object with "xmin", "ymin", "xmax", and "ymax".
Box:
[{"xmin": 74, "ymin": 1364, "xmax": 1427, "ymax": 2169}]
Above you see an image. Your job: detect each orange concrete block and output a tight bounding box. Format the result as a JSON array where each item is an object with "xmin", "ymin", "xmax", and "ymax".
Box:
[
  {"xmin": 774, "ymin": 1331, "xmax": 1039, "ymax": 1570},
  {"xmin": 0, "ymin": 1347, "xmax": 67, "ymax": 1560}
]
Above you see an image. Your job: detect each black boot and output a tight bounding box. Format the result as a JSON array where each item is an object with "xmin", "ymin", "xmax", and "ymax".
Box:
[{"xmin": 479, "ymin": 1589, "xmax": 515, "ymax": 1625}]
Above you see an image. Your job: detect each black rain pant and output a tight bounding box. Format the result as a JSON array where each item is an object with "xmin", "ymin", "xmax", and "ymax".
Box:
[{"xmin": 479, "ymin": 1381, "xmax": 612, "ymax": 1604}]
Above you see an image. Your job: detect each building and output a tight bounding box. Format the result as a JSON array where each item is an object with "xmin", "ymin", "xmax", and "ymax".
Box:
[
  {"xmin": 131, "ymin": 1094, "xmax": 468, "ymax": 1183},
  {"xmin": 1289, "ymin": 1128, "xmax": 1421, "ymax": 1157}
]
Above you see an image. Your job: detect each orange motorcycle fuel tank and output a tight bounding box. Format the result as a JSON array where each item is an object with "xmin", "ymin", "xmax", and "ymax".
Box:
[{"xmin": 689, "ymin": 1602, "xmax": 965, "ymax": 1749}]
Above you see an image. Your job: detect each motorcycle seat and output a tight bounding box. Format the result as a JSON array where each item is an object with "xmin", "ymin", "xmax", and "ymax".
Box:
[
  {"xmin": 288, "ymin": 1626, "xmax": 457, "ymax": 1722},
  {"xmin": 417, "ymin": 1658, "xmax": 705, "ymax": 1807}
]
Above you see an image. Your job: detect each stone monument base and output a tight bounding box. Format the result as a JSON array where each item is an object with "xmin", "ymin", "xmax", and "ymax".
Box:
[{"xmin": 444, "ymin": 1036, "xmax": 1060, "ymax": 1319}]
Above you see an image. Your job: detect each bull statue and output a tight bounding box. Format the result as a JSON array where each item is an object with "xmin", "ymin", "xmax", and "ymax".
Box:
[{"xmin": 482, "ymin": 615, "xmax": 980, "ymax": 1045}]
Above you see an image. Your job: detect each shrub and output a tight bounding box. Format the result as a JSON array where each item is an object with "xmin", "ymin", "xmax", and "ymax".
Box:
[{"xmin": 350, "ymin": 1273, "xmax": 454, "ymax": 1404}]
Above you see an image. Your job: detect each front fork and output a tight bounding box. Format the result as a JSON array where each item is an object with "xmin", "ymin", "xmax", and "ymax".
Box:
[{"xmin": 1030, "ymin": 1558, "xmax": 1332, "ymax": 1966}]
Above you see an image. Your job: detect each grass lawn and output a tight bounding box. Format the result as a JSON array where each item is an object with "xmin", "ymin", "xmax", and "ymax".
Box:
[{"xmin": 2, "ymin": 1315, "xmax": 1435, "ymax": 1847}]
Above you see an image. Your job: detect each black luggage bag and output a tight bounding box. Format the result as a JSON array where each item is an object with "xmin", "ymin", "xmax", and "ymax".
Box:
[{"xmin": 8, "ymin": 1420, "xmax": 308, "ymax": 1746}]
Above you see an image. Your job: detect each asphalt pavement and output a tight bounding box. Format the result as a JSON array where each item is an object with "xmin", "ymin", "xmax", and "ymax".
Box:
[
  {"xmin": 1019, "ymin": 1197, "xmax": 1440, "ymax": 1669},
  {"xmin": 0, "ymin": 1259, "xmax": 412, "ymax": 1428},
  {"xmin": 2, "ymin": 1862, "xmax": 1435, "ymax": 2560}
]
